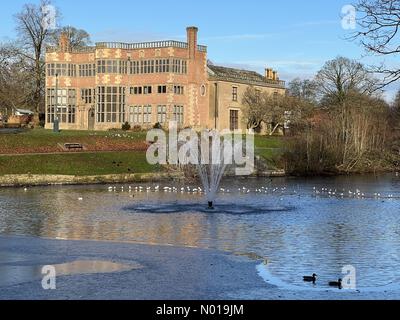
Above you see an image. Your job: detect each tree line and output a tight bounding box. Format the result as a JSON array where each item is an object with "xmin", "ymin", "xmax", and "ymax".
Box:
[
  {"xmin": 243, "ymin": 56, "xmax": 400, "ymax": 174},
  {"xmin": 241, "ymin": 0, "xmax": 400, "ymax": 174}
]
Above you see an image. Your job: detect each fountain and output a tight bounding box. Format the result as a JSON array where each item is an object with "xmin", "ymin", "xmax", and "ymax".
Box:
[
  {"xmin": 197, "ymin": 162, "xmax": 227, "ymax": 210},
  {"xmin": 195, "ymin": 131, "xmax": 231, "ymax": 210}
]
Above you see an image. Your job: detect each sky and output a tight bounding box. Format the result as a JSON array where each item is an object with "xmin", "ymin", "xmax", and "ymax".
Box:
[{"xmin": 0, "ymin": 0, "xmax": 398, "ymax": 100}]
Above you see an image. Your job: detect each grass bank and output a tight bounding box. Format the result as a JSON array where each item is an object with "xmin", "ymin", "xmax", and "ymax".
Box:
[
  {"xmin": 0, "ymin": 152, "xmax": 159, "ymax": 176},
  {"xmin": 0, "ymin": 128, "xmax": 147, "ymax": 154},
  {"xmin": 0, "ymin": 129, "xmax": 285, "ymax": 177}
]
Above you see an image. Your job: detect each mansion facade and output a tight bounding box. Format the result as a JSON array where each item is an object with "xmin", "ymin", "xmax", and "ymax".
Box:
[{"xmin": 45, "ymin": 27, "xmax": 286, "ymax": 132}]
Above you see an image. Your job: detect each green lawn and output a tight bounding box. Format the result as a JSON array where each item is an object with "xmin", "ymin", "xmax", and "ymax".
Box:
[
  {"xmin": 0, "ymin": 129, "xmax": 284, "ymax": 175},
  {"xmin": 0, "ymin": 152, "xmax": 159, "ymax": 176},
  {"xmin": 254, "ymin": 135, "xmax": 285, "ymax": 169},
  {"xmin": 0, "ymin": 128, "xmax": 148, "ymax": 154}
]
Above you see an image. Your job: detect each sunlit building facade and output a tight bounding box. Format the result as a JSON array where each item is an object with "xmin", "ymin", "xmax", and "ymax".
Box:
[{"xmin": 45, "ymin": 27, "xmax": 285, "ymax": 131}]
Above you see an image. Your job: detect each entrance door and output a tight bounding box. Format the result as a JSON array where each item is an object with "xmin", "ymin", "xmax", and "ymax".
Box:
[{"xmin": 88, "ymin": 108, "xmax": 95, "ymax": 130}]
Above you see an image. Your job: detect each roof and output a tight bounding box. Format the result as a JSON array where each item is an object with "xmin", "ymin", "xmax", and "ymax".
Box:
[{"xmin": 207, "ymin": 64, "xmax": 285, "ymax": 88}]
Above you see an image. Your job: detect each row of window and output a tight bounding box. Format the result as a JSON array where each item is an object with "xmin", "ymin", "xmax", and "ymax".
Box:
[
  {"xmin": 46, "ymin": 64, "xmax": 77, "ymax": 77},
  {"xmin": 97, "ymin": 60, "xmax": 128, "ymax": 74},
  {"xmin": 46, "ymin": 87, "xmax": 186, "ymax": 125},
  {"xmin": 78, "ymin": 85, "xmax": 185, "ymax": 102},
  {"xmin": 47, "ymin": 58, "xmax": 188, "ymax": 77},
  {"xmin": 79, "ymin": 64, "xmax": 96, "ymax": 77},
  {"xmin": 130, "ymin": 59, "xmax": 187, "ymax": 75},
  {"xmin": 129, "ymin": 85, "xmax": 185, "ymax": 95},
  {"xmin": 129, "ymin": 105, "xmax": 183, "ymax": 124},
  {"xmin": 230, "ymin": 86, "xmax": 279, "ymax": 102}
]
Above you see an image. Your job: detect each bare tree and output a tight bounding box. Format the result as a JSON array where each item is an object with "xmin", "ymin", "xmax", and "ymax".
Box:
[
  {"xmin": 0, "ymin": 44, "xmax": 35, "ymax": 113},
  {"xmin": 49, "ymin": 26, "xmax": 91, "ymax": 49},
  {"xmin": 287, "ymin": 78, "xmax": 317, "ymax": 103},
  {"xmin": 14, "ymin": 0, "xmax": 58, "ymax": 117},
  {"xmin": 315, "ymin": 56, "xmax": 379, "ymax": 104},
  {"xmin": 352, "ymin": 0, "xmax": 400, "ymax": 86},
  {"xmin": 242, "ymin": 86, "xmax": 313, "ymax": 135}
]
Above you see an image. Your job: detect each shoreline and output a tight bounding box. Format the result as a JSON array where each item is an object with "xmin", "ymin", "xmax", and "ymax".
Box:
[
  {"xmin": 0, "ymin": 235, "xmax": 398, "ymax": 300},
  {"xmin": 0, "ymin": 172, "xmax": 185, "ymax": 187},
  {"xmin": 0, "ymin": 170, "xmax": 287, "ymax": 187}
]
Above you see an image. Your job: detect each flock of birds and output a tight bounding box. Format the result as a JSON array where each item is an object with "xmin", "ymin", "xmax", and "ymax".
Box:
[
  {"xmin": 303, "ymin": 274, "xmax": 343, "ymax": 289},
  {"xmin": 21, "ymin": 179, "xmax": 399, "ymax": 203},
  {"xmin": 312, "ymin": 187, "xmax": 399, "ymax": 200},
  {"xmin": 103, "ymin": 185, "xmax": 294, "ymax": 196}
]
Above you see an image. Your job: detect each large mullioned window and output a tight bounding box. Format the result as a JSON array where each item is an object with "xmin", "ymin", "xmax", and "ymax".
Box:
[
  {"xmin": 97, "ymin": 60, "xmax": 128, "ymax": 74},
  {"xmin": 78, "ymin": 64, "xmax": 96, "ymax": 77},
  {"xmin": 157, "ymin": 105, "xmax": 167, "ymax": 124},
  {"xmin": 129, "ymin": 105, "xmax": 153, "ymax": 125},
  {"xmin": 96, "ymin": 86, "xmax": 126, "ymax": 123},
  {"xmin": 46, "ymin": 88, "xmax": 76, "ymax": 123},
  {"xmin": 47, "ymin": 64, "xmax": 76, "ymax": 77},
  {"xmin": 172, "ymin": 105, "xmax": 184, "ymax": 124},
  {"xmin": 130, "ymin": 59, "xmax": 187, "ymax": 75}
]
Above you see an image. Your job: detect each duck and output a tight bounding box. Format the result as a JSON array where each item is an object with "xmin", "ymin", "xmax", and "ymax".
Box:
[
  {"xmin": 303, "ymin": 274, "xmax": 317, "ymax": 283},
  {"xmin": 329, "ymin": 279, "xmax": 342, "ymax": 289}
]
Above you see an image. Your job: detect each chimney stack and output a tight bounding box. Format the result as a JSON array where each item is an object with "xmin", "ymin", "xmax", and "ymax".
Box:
[
  {"xmin": 265, "ymin": 68, "xmax": 273, "ymax": 80},
  {"xmin": 59, "ymin": 32, "xmax": 70, "ymax": 52},
  {"xmin": 187, "ymin": 26, "xmax": 198, "ymax": 59}
]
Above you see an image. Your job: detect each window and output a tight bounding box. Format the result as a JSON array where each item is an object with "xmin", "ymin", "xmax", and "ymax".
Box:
[
  {"xmin": 46, "ymin": 63, "xmax": 76, "ymax": 77},
  {"xmin": 232, "ymin": 87, "xmax": 238, "ymax": 102},
  {"xmin": 174, "ymin": 85, "xmax": 184, "ymax": 95},
  {"xmin": 129, "ymin": 106, "xmax": 143, "ymax": 124},
  {"xmin": 200, "ymin": 84, "xmax": 206, "ymax": 96},
  {"xmin": 131, "ymin": 87, "xmax": 143, "ymax": 95},
  {"xmin": 158, "ymin": 85, "xmax": 167, "ymax": 94},
  {"xmin": 81, "ymin": 89, "xmax": 94, "ymax": 104},
  {"xmin": 97, "ymin": 60, "xmax": 127, "ymax": 74},
  {"xmin": 96, "ymin": 86, "xmax": 126, "ymax": 123},
  {"xmin": 143, "ymin": 105, "xmax": 152, "ymax": 123},
  {"xmin": 273, "ymin": 91, "xmax": 279, "ymax": 103},
  {"xmin": 144, "ymin": 86, "xmax": 152, "ymax": 95},
  {"xmin": 230, "ymin": 110, "xmax": 239, "ymax": 131},
  {"xmin": 182, "ymin": 60, "xmax": 187, "ymax": 74},
  {"xmin": 173, "ymin": 105, "xmax": 184, "ymax": 124},
  {"xmin": 78, "ymin": 64, "xmax": 95, "ymax": 77},
  {"xmin": 128, "ymin": 59, "xmax": 187, "ymax": 75},
  {"xmin": 157, "ymin": 105, "xmax": 167, "ymax": 123},
  {"xmin": 46, "ymin": 88, "xmax": 76, "ymax": 124},
  {"xmin": 130, "ymin": 61, "xmax": 140, "ymax": 74},
  {"xmin": 131, "ymin": 86, "xmax": 152, "ymax": 95}
]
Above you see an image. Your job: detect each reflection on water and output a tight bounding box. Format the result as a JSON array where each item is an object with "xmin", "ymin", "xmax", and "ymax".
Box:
[
  {"xmin": 0, "ymin": 257, "xmax": 141, "ymax": 287},
  {"xmin": 0, "ymin": 174, "xmax": 399, "ymax": 288}
]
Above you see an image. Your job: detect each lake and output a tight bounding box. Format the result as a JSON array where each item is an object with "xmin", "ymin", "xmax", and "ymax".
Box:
[{"xmin": 0, "ymin": 173, "xmax": 399, "ymax": 290}]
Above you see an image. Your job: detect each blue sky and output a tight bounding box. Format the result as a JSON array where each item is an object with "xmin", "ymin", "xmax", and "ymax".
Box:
[{"xmin": 0, "ymin": 0, "xmax": 398, "ymax": 100}]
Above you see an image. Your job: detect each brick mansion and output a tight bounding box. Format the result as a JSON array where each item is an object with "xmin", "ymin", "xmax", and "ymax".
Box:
[{"xmin": 45, "ymin": 27, "xmax": 286, "ymax": 132}]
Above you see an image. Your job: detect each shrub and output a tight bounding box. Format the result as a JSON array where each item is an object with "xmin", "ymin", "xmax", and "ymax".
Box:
[
  {"xmin": 153, "ymin": 122, "xmax": 162, "ymax": 129},
  {"xmin": 132, "ymin": 125, "xmax": 142, "ymax": 132},
  {"xmin": 122, "ymin": 122, "xmax": 131, "ymax": 131}
]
